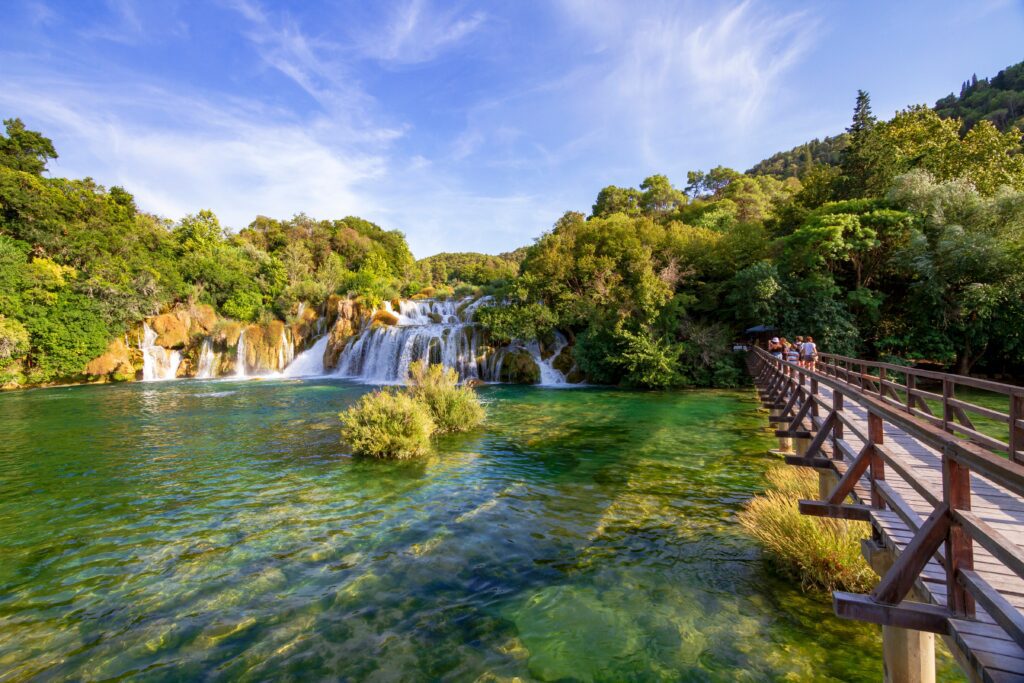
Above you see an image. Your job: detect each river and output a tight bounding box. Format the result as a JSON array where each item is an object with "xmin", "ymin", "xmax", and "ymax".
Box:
[{"xmin": 0, "ymin": 379, "xmax": 963, "ymax": 681}]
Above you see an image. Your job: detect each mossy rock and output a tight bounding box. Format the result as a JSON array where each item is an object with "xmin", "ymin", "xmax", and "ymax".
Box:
[
  {"xmin": 552, "ymin": 346, "xmax": 574, "ymax": 374},
  {"xmin": 373, "ymin": 310, "xmax": 399, "ymax": 327},
  {"xmin": 428, "ymin": 312, "xmax": 443, "ymax": 324},
  {"xmin": 85, "ymin": 339, "xmax": 134, "ymax": 377},
  {"xmin": 190, "ymin": 304, "xmax": 218, "ymax": 334},
  {"xmin": 500, "ymin": 350, "xmax": 540, "ymax": 384}
]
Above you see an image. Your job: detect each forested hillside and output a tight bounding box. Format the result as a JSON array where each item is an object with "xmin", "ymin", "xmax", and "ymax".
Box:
[
  {"xmin": 2, "ymin": 59, "xmax": 1024, "ymax": 390},
  {"xmin": 750, "ymin": 59, "xmax": 1024, "ymax": 179}
]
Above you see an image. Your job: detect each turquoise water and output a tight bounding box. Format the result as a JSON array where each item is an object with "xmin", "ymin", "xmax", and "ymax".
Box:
[{"xmin": 0, "ymin": 379, "xmax": 959, "ymax": 681}]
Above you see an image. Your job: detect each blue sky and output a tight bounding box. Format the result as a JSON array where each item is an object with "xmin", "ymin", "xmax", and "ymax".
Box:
[{"xmin": 1, "ymin": 1, "xmax": 1022, "ymax": 257}]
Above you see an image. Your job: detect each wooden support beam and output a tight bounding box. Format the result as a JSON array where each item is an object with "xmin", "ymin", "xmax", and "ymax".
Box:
[
  {"xmin": 787, "ymin": 395, "xmax": 814, "ymax": 432},
  {"xmin": 872, "ymin": 504, "xmax": 951, "ymax": 606},
  {"xmin": 798, "ymin": 500, "xmax": 873, "ymax": 521},
  {"xmin": 827, "ymin": 444, "xmax": 873, "ymax": 504},
  {"xmin": 834, "ymin": 593, "xmax": 949, "ymax": 635},
  {"xmin": 784, "ymin": 456, "xmax": 834, "ymax": 469},
  {"xmin": 775, "ymin": 430, "xmax": 812, "ymax": 439},
  {"xmin": 943, "ymin": 455, "xmax": 974, "ymax": 618},
  {"xmin": 800, "ymin": 410, "xmax": 837, "ymax": 461}
]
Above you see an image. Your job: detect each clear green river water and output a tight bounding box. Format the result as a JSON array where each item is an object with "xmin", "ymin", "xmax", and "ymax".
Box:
[{"xmin": 0, "ymin": 379, "xmax": 964, "ymax": 681}]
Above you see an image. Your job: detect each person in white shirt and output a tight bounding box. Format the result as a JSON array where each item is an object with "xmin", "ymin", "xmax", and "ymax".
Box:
[{"xmin": 801, "ymin": 336, "xmax": 818, "ymax": 369}]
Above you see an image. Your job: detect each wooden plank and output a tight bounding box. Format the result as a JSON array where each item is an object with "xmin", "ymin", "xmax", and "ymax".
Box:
[
  {"xmin": 959, "ymin": 569, "xmax": 1024, "ymax": 649},
  {"xmin": 955, "ymin": 510, "xmax": 1024, "ymax": 582}
]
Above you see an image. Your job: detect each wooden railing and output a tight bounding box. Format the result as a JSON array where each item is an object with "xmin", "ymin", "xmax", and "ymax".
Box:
[
  {"xmin": 817, "ymin": 352, "xmax": 1024, "ymax": 464},
  {"xmin": 750, "ymin": 347, "xmax": 1024, "ymax": 656}
]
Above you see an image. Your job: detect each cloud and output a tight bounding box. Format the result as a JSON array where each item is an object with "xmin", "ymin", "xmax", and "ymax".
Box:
[
  {"xmin": 556, "ymin": 0, "xmax": 818, "ymax": 162},
  {"xmin": 0, "ymin": 72, "xmax": 385, "ymax": 231},
  {"xmin": 357, "ymin": 0, "xmax": 485, "ymax": 64}
]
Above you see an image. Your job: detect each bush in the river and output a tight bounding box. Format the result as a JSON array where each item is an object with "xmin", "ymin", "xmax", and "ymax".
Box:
[
  {"xmin": 408, "ymin": 360, "xmax": 485, "ymax": 434},
  {"xmin": 340, "ymin": 390, "xmax": 436, "ymax": 459},
  {"xmin": 738, "ymin": 465, "xmax": 875, "ymax": 593}
]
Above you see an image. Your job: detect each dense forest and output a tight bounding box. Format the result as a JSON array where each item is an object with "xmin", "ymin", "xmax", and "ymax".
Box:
[
  {"xmin": 2, "ymin": 60, "xmax": 1024, "ymax": 389},
  {"xmin": 750, "ymin": 60, "xmax": 1024, "ymax": 179}
]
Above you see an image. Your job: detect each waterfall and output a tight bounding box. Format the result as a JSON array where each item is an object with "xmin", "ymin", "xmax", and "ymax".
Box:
[
  {"xmin": 334, "ymin": 298, "xmax": 489, "ymax": 384},
  {"xmin": 235, "ymin": 329, "xmax": 247, "ymax": 379},
  {"xmin": 283, "ymin": 335, "xmax": 329, "ymax": 378},
  {"xmin": 195, "ymin": 339, "xmax": 217, "ymax": 379},
  {"xmin": 279, "ymin": 330, "xmax": 294, "ymax": 370},
  {"xmin": 525, "ymin": 330, "xmax": 569, "ymax": 386},
  {"xmin": 139, "ymin": 323, "xmax": 182, "ymax": 381}
]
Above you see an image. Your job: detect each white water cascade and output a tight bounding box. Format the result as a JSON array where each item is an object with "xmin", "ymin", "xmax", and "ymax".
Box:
[
  {"xmin": 525, "ymin": 330, "xmax": 570, "ymax": 386},
  {"xmin": 283, "ymin": 335, "xmax": 329, "ymax": 378},
  {"xmin": 195, "ymin": 339, "xmax": 217, "ymax": 379},
  {"xmin": 139, "ymin": 323, "xmax": 182, "ymax": 381},
  {"xmin": 333, "ymin": 297, "xmax": 572, "ymax": 385},
  {"xmin": 235, "ymin": 329, "xmax": 247, "ymax": 379}
]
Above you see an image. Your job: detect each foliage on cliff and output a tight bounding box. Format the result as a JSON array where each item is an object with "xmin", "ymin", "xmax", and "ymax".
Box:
[
  {"xmin": 750, "ymin": 59, "xmax": 1024, "ymax": 179},
  {"xmin": 472, "ymin": 82, "xmax": 1024, "ymax": 386},
  {"xmin": 0, "ymin": 119, "xmax": 413, "ymax": 385}
]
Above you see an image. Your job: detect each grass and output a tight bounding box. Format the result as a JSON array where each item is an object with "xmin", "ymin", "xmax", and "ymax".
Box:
[{"xmin": 739, "ymin": 465, "xmax": 876, "ymax": 593}]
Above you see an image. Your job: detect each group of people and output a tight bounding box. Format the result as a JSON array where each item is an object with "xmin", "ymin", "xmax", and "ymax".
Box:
[{"xmin": 768, "ymin": 336, "xmax": 818, "ymax": 369}]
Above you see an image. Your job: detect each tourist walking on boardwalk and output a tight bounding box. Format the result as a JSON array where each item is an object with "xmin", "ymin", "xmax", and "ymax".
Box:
[
  {"xmin": 769, "ymin": 337, "xmax": 783, "ymax": 359},
  {"xmin": 801, "ymin": 336, "xmax": 818, "ymax": 370},
  {"xmin": 784, "ymin": 338, "xmax": 799, "ymax": 364}
]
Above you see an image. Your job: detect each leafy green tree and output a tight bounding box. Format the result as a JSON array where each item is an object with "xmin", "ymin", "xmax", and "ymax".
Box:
[
  {"xmin": 592, "ymin": 185, "xmax": 643, "ymax": 218},
  {"xmin": 639, "ymin": 175, "xmax": 686, "ymax": 215},
  {"xmin": 0, "ymin": 118, "xmax": 57, "ymax": 175}
]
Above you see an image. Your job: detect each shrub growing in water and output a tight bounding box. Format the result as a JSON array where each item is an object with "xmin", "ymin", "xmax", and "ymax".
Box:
[
  {"xmin": 408, "ymin": 360, "xmax": 485, "ymax": 433},
  {"xmin": 340, "ymin": 390, "xmax": 436, "ymax": 459},
  {"xmin": 738, "ymin": 465, "xmax": 875, "ymax": 593}
]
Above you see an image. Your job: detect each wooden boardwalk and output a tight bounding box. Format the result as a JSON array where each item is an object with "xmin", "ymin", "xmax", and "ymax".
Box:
[{"xmin": 751, "ymin": 349, "xmax": 1024, "ymax": 682}]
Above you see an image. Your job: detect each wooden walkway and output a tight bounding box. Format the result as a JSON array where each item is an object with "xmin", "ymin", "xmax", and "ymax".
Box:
[{"xmin": 750, "ymin": 349, "xmax": 1024, "ymax": 682}]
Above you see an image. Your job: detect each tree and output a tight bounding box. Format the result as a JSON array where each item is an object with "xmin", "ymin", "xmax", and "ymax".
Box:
[
  {"xmin": 0, "ymin": 118, "xmax": 57, "ymax": 175},
  {"xmin": 639, "ymin": 175, "xmax": 686, "ymax": 215},
  {"xmin": 839, "ymin": 90, "xmax": 878, "ymax": 198},
  {"xmin": 592, "ymin": 185, "xmax": 642, "ymax": 218}
]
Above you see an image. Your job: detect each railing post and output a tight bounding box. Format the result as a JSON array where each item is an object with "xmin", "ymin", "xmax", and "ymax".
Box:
[
  {"xmin": 832, "ymin": 392, "xmax": 844, "ymax": 460},
  {"xmin": 1010, "ymin": 393, "xmax": 1024, "ymax": 465},
  {"xmin": 906, "ymin": 374, "xmax": 916, "ymax": 415},
  {"xmin": 943, "ymin": 451, "xmax": 975, "ymax": 618},
  {"xmin": 868, "ymin": 411, "xmax": 885, "ymax": 510},
  {"xmin": 879, "ymin": 367, "xmax": 887, "ymax": 399},
  {"xmin": 942, "ymin": 379, "xmax": 954, "ymax": 434},
  {"xmin": 810, "ymin": 377, "xmax": 819, "ymax": 418}
]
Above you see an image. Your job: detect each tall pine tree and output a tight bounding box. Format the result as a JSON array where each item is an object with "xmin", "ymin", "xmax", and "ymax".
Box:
[{"xmin": 839, "ymin": 90, "xmax": 878, "ymax": 198}]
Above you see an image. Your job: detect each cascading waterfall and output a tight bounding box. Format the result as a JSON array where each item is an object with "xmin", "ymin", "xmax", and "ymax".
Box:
[
  {"xmin": 525, "ymin": 330, "xmax": 569, "ymax": 386},
  {"xmin": 279, "ymin": 330, "xmax": 295, "ymax": 370},
  {"xmin": 283, "ymin": 335, "xmax": 329, "ymax": 378},
  {"xmin": 235, "ymin": 329, "xmax": 247, "ymax": 379},
  {"xmin": 195, "ymin": 339, "xmax": 217, "ymax": 379},
  {"xmin": 333, "ymin": 297, "xmax": 572, "ymax": 385},
  {"xmin": 140, "ymin": 323, "xmax": 182, "ymax": 381}
]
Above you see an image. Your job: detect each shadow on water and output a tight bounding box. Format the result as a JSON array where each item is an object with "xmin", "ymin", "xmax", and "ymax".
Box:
[{"xmin": 0, "ymin": 379, "xmax": 966, "ymax": 681}]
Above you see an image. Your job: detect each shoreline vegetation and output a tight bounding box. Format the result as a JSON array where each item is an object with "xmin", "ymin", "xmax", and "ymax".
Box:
[
  {"xmin": 340, "ymin": 361, "xmax": 486, "ymax": 459},
  {"xmin": 2, "ymin": 60, "xmax": 1024, "ymax": 392},
  {"xmin": 739, "ymin": 464, "xmax": 876, "ymax": 593}
]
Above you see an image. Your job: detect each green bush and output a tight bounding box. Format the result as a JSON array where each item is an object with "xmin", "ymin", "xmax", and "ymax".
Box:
[
  {"xmin": 408, "ymin": 360, "xmax": 485, "ymax": 433},
  {"xmin": 339, "ymin": 390, "xmax": 436, "ymax": 459},
  {"xmin": 738, "ymin": 465, "xmax": 875, "ymax": 593}
]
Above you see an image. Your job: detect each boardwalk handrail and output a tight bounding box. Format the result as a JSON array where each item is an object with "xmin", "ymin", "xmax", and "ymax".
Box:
[
  {"xmin": 750, "ymin": 346, "xmax": 1024, "ymax": 668},
  {"xmin": 817, "ymin": 351, "xmax": 1024, "ymax": 463}
]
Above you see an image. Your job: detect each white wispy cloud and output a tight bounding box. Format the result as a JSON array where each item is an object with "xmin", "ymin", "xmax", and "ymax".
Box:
[
  {"xmin": 556, "ymin": 0, "xmax": 818, "ymax": 163},
  {"xmin": 357, "ymin": 0, "xmax": 485, "ymax": 64}
]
